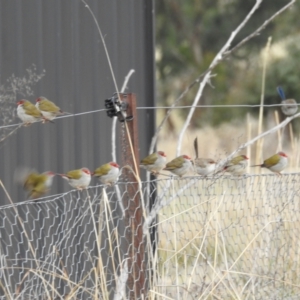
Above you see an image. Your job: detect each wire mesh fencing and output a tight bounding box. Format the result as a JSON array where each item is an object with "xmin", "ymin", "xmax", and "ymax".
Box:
[{"xmin": 0, "ymin": 173, "xmax": 300, "ymax": 299}]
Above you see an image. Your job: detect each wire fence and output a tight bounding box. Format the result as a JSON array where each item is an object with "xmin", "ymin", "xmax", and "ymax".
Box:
[{"xmin": 0, "ymin": 173, "xmax": 299, "ymax": 299}]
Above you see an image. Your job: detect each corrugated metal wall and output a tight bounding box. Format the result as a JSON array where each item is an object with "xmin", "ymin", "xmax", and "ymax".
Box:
[{"xmin": 0, "ymin": 0, "xmax": 155, "ymax": 204}]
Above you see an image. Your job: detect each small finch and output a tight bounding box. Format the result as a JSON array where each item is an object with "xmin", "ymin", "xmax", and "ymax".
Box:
[
  {"xmin": 251, "ymin": 151, "xmax": 288, "ymax": 175},
  {"xmin": 17, "ymin": 100, "xmax": 44, "ymax": 125},
  {"xmin": 140, "ymin": 151, "xmax": 167, "ymax": 174},
  {"xmin": 15, "ymin": 168, "xmax": 55, "ymax": 199},
  {"xmin": 222, "ymin": 155, "xmax": 249, "ymax": 176},
  {"xmin": 164, "ymin": 155, "xmax": 192, "ymax": 177},
  {"xmin": 59, "ymin": 168, "xmax": 91, "ymax": 190},
  {"xmin": 36, "ymin": 96, "xmax": 70, "ymax": 122},
  {"xmin": 93, "ymin": 162, "xmax": 120, "ymax": 186}
]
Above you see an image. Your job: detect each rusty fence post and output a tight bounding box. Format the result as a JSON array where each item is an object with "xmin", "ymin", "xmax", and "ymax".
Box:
[{"xmin": 119, "ymin": 93, "xmax": 146, "ymax": 299}]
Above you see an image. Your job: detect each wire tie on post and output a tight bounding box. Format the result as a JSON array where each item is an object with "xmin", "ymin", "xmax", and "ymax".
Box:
[{"xmin": 104, "ymin": 92, "xmax": 133, "ymax": 122}]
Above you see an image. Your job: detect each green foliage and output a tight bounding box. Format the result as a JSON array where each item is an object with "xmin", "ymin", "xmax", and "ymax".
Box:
[{"xmin": 156, "ymin": 0, "xmax": 300, "ymax": 127}]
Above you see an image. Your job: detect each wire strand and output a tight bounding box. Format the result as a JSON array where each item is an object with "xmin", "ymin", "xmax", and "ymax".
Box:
[
  {"xmin": 0, "ymin": 108, "xmax": 107, "ymax": 130},
  {"xmin": 1, "ymin": 103, "xmax": 297, "ymax": 130}
]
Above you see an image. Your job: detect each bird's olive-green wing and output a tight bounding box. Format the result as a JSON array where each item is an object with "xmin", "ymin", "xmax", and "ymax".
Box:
[
  {"xmin": 66, "ymin": 169, "xmax": 82, "ymax": 179},
  {"xmin": 165, "ymin": 157, "xmax": 184, "ymax": 170},
  {"xmin": 24, "ymin": 102, "xmax": 43, "ymax": 118},
  {"xmin": 94, "ymin": 164, "xmax": 110, "ymax": 177},
  {"xmin": 263, "ymin": 154, "xmax": 280, "ymax": 168},
  {"xmin": 24, "ymin": 172, "xmax": 40, "ymax": 190},
  {"xmin": 29, "ymin": 182, "xmax": 47, "ymax": 199},
  {"xmin": 140, "ymin": 153, "xmax": 157, "ymax": 165},
  {"xmin": 230, "ymin": 155, "xmax": 244, "ymax": 165},
  {"xmin": 36, "ymin": 173, "xmax": 48, "ymax": 184},
  {"xmin": 39, "ymin": 99, "xmax": 60, "ymax": 113}
]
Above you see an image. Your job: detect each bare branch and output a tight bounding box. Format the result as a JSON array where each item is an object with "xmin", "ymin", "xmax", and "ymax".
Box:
[
  {"xmin": 149, "ymin": 0, "xmax": 296, "ymax": 154},
  {"xmin": 121, "ymin": 69, "xmax": 135, "ymax": 93},
  {"xmin": 176, "ymin": 0, "xmax": 262, "ymax": 155},
  {"xmin": 225, "ymin": 0, "xmax": 296, "ymax": 57},
  {"xmin": 111, "ymin": 69, "xmax": 135, "ymax": 162}
]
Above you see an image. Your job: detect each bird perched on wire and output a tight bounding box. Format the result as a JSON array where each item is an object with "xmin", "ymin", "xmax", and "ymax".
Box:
[
  {"xmin": 192, "ymin": 137, "xmax": 216, "ymax": 176},
  {"xmin": 140, "ymin": 151, "xmax": 167, "ymax": 175},
  {"xmin": 17, "ymin": 100, "xmax": 44, "ymax": 126},
  {"xmin": 93, "ymin": 162, "xmax": 120, "ymax": 186},
  {"xmin": 164, "ymin": 155, "xmax": 192, "ymax": 177},
  {"xmin": 59, "ymin": 168, "xmax": 91, "ymax": 190},
  {"xmin": 222, "ymin": 155, "xmax": 249, "ymax": 176},
  {"xmin": 15, "ymin": 168, "xmax": 55, "ymax": 199},
  {"xmin": 36, "ymin": 96, "xmax": 70, "ymax": 122},
  {"xmin": 251, "ymin": 152, "xmax": 288, "ymax": 175},
  {"xmin": 277, "ymin": 86, "xmax": 298, "ymax": 116}
]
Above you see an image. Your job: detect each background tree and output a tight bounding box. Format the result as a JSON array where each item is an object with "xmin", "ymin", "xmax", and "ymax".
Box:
[{"xmin": 156, "ymin": 0, "xmax": 300, "ymax": 128}]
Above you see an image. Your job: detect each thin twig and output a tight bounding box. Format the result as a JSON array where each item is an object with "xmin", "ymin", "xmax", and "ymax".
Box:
[
  {"xmin": 81, "ymin": 0, "xmax": 120, "ymax": 94},
  {"xmin": 0, "ymin": 124, "xmax": 22, "ymax": 145}
]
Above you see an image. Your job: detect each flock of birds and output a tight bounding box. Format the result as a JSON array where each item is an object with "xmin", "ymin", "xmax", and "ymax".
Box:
[{"xmin": 15, "ymin": 86, "xmax": 296, "ymax": 200}]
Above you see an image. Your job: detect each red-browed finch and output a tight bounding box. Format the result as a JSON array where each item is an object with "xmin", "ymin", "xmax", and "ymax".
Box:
[
  {"xmin": 140, "ymin": 151, "xmax": 167, "ymax": 174},
  {"xmin": 15, "ymin": 168, "xmax": 55, "ymax": 199},
  {"xmin": 93, "ymin": 162, "xmax": 120, "ymax": 186},
  {"xmin": 251, "ymin": 151, "xmax": 288, "ymax": 174},
  {"xmin": 59, "ymin": 168, "xmax": 91, "ymax": 190},
  {"xmin": 163, "ymin": 155, "xmax": 192, "ymax": 177},
  {"xmin": 222, "ymin": 155, "xmax": 249, "ymax": 176},
  {"xmin": 17, "ymin": 100, "xmax": 44, "ymax": 125},
  {"xmin": 36, "ymin": 96, "xmax": 70, "ymax": 122}
]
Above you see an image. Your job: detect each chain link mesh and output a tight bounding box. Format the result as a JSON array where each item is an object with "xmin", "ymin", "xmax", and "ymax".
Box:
[{"xmin": 0, "ymin": 174, "xmax": 299, "ymax": 299}]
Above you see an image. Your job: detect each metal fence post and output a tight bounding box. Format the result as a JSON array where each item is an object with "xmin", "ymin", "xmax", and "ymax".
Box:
[{"xmin": 119, "ymin": 93, "xmax": 146, "ymax": 299}]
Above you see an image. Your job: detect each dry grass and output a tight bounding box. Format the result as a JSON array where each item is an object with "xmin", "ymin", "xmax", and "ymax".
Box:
[
  {"xmin": 151, "ymin": 106, "xmax": 300, "ymax": 299},
  {"xmin": 154, "ymin": 174, "xmax": 300, "ymax": 299},
  {"xmin": 1, "ymin": 172, "xmax": 300, "ymax": 299}
]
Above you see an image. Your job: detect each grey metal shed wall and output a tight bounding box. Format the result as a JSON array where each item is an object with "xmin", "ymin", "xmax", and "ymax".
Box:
[{"xmin": 0, "ymin": 0, "xmax": 155, "ymax": 204}]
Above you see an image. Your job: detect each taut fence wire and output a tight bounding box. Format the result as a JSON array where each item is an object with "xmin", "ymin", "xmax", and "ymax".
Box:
[{"xmin": 0, "ymin": 174, "xmax": 300, "ymax": 299}]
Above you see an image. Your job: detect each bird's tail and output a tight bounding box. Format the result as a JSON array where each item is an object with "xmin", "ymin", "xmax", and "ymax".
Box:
[
  {"xmin": 60, "ymin": 111, "xmax": 73, "ymax": 115},
  {"xmin": 277, "ymin": 86, "xmax": 286, "ymax": 100},
  {"xmin": 58, "ymin": 173, "xmax": 68, "ymax": 180},
  {"xmin": 194, "ymin": 137, "xmax": 199, "ymax": 158},
  {"xmin": 250, "ymin": 164, "xmax": 261, "ymax": 167},
  {"xmin": 14, "ymin": 167, "xmax": 34, "ymax": 185}
]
